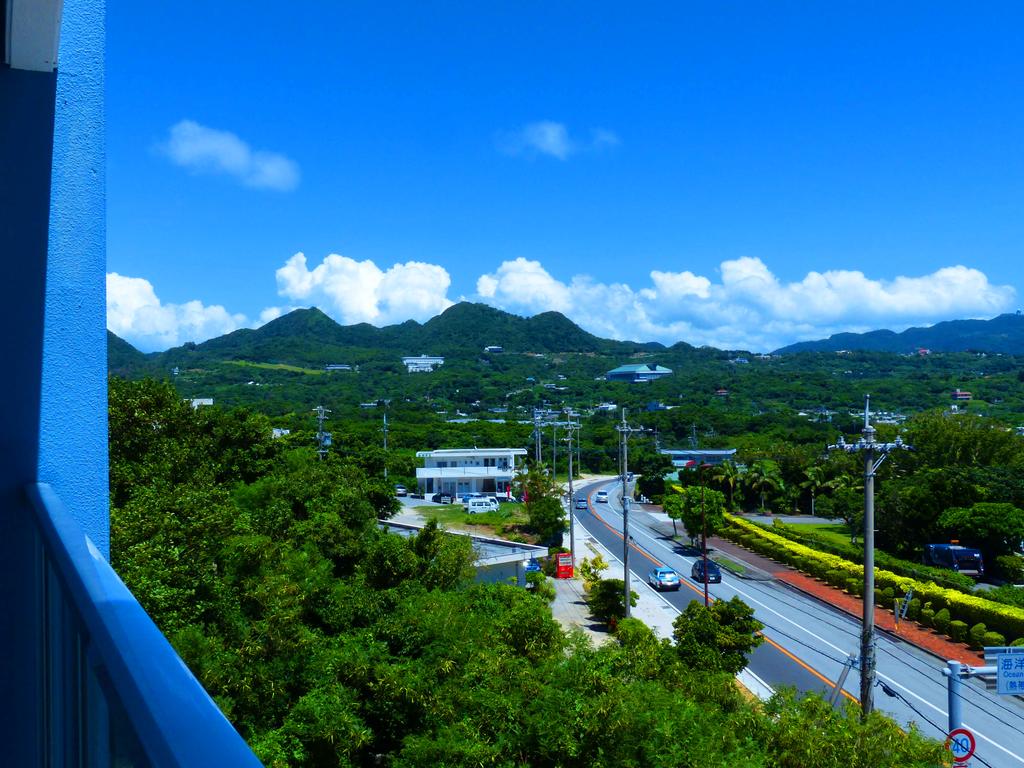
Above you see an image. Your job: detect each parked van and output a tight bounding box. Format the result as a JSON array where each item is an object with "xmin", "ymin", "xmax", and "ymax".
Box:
[
  {"xmin": 467, "ymin": 498, "xmax": 495, "ymax": 515},
  {"xmin": 923, "ymin": 544, "xmax": 985, "ymax": 579}
]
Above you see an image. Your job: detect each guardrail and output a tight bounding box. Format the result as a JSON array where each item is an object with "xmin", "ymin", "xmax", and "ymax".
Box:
[{"xmin": 27, "ymin": 483, "xmax": 261, "ymax": 767}]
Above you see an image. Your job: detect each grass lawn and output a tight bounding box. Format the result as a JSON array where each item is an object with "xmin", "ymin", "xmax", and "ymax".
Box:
[
  {"xmin": 795, "ymin": 522, "xmax": 858, "ymax": 547},
  {"xmin": 412, "ymin": 502, "xmax": 534, "ymax": 542},
  {"xmin": 710, "ymin": 553, "xmax": 748, "ymax": 576},
  {"xmin": 224, "ymin": 360, "xmax": 325, "ymax": 375}
]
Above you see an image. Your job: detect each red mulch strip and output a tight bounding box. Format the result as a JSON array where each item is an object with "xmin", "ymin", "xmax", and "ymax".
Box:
[
  {"xmin": 776, "ymin": 570, "xmax": 985, "ymax": 663},
  {"xmin": 713, "ymin": 537, "xmax": 985, "ymax": 663}
]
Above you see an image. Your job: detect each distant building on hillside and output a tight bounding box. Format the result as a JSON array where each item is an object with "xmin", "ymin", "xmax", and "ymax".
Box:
[
  {"xmin": 403, "ymin": 355, "xmax": 444, "ymax": 372},
  {"xmin": 415, "ymin": 447, "xmax": 527, "ymax": 498},
  {"xmin": 661, "ymin": 448, "xmax": 737, "ymax": 468},
  {"xmin": 483, "ymin": 345, "xmax": 503, "ymax": 353},
  {"xmin": 189, "ymin": 398, "xmax": 213, "ymax": 408},
  {"xmin": 271, "ymin": 428, "xmax": 291, "ymax": 439},
  {"xmin": 324, "ymin": 364, "xmax": 352, "ymax": 371},
  {"xmin": 715, "ymin": 388, "xmax": 729, "ymax": 397},
  {"xmin": 606, "ymin": 363, "xmax": 673, "ymax": 383},
  {"xmin": 952, "ymin": 389, "xmax": 973, "ymax": 401}
]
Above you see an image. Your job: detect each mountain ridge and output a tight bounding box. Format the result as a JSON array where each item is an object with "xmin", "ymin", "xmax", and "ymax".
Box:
[{"xmin": 773, "ymin": 312, "xmax": 1024, "ymax": 355}]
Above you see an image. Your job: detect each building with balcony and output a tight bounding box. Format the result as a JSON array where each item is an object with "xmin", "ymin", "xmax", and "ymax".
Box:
[
  {"xmin": 2, "ymin": 3, "xmax": 259, "ymax": 763},
  {"xmin": 606, "ymin": 363, "xmax": 673, "ymax": 382},
  {"xmin": 415, "ymin": 448, "xmax": 527, "ymax": 497},
  {"xmin": 402, "ymin": 354, "xmax": 444, "ymax": 372}
]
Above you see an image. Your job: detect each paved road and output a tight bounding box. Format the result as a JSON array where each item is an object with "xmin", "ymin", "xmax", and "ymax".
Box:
[{"xmin": 573, "ymin": 479, "xmax": 1024, "ymax": 768}]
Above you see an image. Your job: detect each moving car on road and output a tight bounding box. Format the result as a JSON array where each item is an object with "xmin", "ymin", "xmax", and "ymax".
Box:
[
  {"xmin": 923, "ymin": 543, "xmax": 985, "ymax": 579},
  {"xmin": 691, "ymin": 559, "xmax": 722, "ymax": 584},
  {"xmin": 574, "ymin": 497, "xmax": 588, "ymax": 510},
  {"xmin": 595, "ymin": 490, "xmax": 609, "ymax": 503},
  {"xmin": 648, "ymin": 567, "xmax": 681, "ymax": 591}
]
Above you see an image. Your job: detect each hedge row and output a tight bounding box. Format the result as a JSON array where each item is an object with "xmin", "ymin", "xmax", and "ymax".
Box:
[
  {"xmin": 764, "ymin": 520, "xmax": 977, "ymax": 592},
  {"xmin": 722, "ymin": 514, "xmax": 1024, "ymax": 646}
]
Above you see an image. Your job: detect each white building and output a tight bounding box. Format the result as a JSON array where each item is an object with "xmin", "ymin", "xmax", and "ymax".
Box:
[
  {"xmin": 402, "ymin": 355, "xmax": 444, "ymax": 372},
  {"xmin": 416, "ymin": 447, "xmax": 527, "ymax": 498}
]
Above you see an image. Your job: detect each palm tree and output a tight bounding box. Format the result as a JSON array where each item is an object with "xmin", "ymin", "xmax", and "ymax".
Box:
[
  {"xmin": 746, "ymin": 459, "xmax": 784, "ymax": 514},
  {"xmin": 800, "ymin": 465, "xmax": 827, "ymax": 516},
  {"xmin": 711, "ymin": 461, "xmax": 741, "ymax": 512}
]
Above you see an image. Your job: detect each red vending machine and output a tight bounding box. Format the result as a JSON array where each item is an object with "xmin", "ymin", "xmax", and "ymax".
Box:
[{"xmin": 555, "ymin": 552, "xmax": 574, "ymax": 579}]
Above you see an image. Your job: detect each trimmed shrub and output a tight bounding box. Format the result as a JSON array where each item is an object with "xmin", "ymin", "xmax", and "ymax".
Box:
[
  {"xmin": 1011, "ymin": 637, "xmax": 1024, "ymax": 647},
  {"xmin": 906, "ymin": 598, "xmax": 921, "ymax": 620},
  {"xmin": 846, "ymin": 578, "xmax": 861, "ymax": 596},
  {"xmin": 969, "ymin": 623, "xmax": 988, "ymax": 650},
  {"xmin": 826, "ymin": 569, "xmax": 846, "ymax": 588},
  {"xmin": 949, "ymin": 620, "xmax": 969, "ymax": 644},
  {"xmin": 874, "ymin": 588, "xmax": 884, "ymax": 606},
  {"xmin": 920, "ymin": 607, "xmax": 935, "ymax": 628},
  {"xmin": 882, "ymin": 586, "xmax": 895, "ymax": 602},
  {"xmin": 982, "ymin": 630, "xmax": 1006, "ymax": 648},
  {"xmin": 932, "ymin": 608, "xmax": 951, "ymax": 635}
]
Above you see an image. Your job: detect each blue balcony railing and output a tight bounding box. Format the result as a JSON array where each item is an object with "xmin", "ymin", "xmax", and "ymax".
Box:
[{"xmin": 27, "ymin": 483, "xmax": 262, "ymax": 767}]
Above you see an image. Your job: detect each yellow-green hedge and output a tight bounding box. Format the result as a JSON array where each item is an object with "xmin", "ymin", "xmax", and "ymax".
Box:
[{"xmin": 722, "ymin": 514, "xmax": 1024, "ymax": 644}]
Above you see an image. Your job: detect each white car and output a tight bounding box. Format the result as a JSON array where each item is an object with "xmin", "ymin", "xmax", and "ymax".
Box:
[{"xmin": 595, "ymin": 490, "xmax": 609, "ymax": 503}]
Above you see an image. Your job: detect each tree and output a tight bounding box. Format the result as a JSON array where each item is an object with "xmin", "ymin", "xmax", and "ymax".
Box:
[
  {"xmin": 587, "ymin": 578, "xmax": 638, "ymax": 623},
  {"xmin": 939, "ymin": 502, "xmax": 1024, "ymax": 563},
  {"xmin": 672, "ymin": 596, "xmax": 764, "ymax": 675},
  {"xmin": 677, "ymin": 486, "xmax": 726, "ymax": 548},
  {"xmin": 662, "ymin": 492, "xmax": 684, "ymax": 537},
  {"xmin": 745, "ymin": 459, "xmax": 784, "ymax": 513},
  {"xmin": 710, "ymin": 460, "xmax": 741, "ymax": 512},
  {"xmin": 800, "ymin": 465, "xmax": 827, "ymax": 516}
]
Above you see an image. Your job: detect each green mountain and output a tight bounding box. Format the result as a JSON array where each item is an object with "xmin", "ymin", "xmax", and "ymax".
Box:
[
  {"xmin": 774, "ymin": 312, "xmax": 1024, "ymax": 355},
  {"xmin": 108, "ymin": 302, "xmax": 671, "ymax": 375}
]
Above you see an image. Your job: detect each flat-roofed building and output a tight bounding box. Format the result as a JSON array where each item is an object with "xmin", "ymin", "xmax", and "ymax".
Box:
[
  {"xmin": 403, "ymin": 354, "xmax": 444, "ymax": 372},
  {"xmin": 416, "ymin": 447, "xmax": 527, "ymax": 498}
]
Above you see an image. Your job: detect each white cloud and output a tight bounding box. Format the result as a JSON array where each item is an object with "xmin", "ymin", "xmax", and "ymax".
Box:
[
  {"xmin": 498, "ymin": 121, "xmax": 620, "ymax": 159},
  {"xmin": 160, "ymin": 120, "xmax": 300, "ymax": 191},
  {"xmin": 107, "ymin": 273, "xmax": 248, "ymax": 351},
  {"xmin": 275, "ymin": 252, "xmax": 453, "ymax": 325},
  {"xmin": 475, "ymin": 257, "xmax": 1015, "ymax": 351}
]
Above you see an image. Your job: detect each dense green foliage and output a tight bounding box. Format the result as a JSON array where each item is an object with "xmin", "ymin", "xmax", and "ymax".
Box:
[{"xmin": 110, "ymin": 377, "xmax": 950, "ymax": 766}]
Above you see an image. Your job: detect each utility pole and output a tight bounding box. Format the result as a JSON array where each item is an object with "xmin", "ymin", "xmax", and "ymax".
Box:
[
  {"xmin": 312, "ymin": 405, "xmax": 332, "ymax": 460},
  {"xmin": 828, "ymin": 395, "xmax": 909, "ymax": 718},
  {"xmin": 382, "ymin": 407, "xmax": 389, "ymax": 480},
  {"xmin": 616, "ymin": 409, "xmax": 645, "ymax": 619},
  {"xmin": 700, "ymin": 462, "xmax": 710, "ymax": 607},
  {"xmin": 552, "ymin": 423, "xmax": 557, "ymax": 483},
  {"xmin": 533, "ymin": 413, "xmax": 542, "ymax": 463},
  {"xmin": 564, "ymin": 413, "xmax": 578, "ymax": 565}
]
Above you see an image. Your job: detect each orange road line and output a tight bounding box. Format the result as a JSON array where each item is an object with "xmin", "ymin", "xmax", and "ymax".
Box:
[{"xmin": 580, "ymin": 484, "xmax": 859, "ymax": 704}]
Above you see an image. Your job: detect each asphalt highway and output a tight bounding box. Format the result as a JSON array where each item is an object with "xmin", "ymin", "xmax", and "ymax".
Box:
[{"xmin": 573, "ymin": 479, "xmax": 1024, "ymax": 768}]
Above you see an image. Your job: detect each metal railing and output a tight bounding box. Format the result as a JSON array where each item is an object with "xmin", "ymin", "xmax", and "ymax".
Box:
[{"xmin": 27, "ymin": 483, "xmax": 261, "ymax": 767}]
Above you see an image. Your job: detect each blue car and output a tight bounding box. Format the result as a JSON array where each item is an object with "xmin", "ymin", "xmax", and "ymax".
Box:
[{"xmin": 648, "ymin": 567, "xmax": 681, "ymax": 591}]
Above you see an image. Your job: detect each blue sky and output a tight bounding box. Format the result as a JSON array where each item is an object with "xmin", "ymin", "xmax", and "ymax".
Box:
[{"xmin": 106, "ymin": 2, "xmax": 1023, "ymax": 352}]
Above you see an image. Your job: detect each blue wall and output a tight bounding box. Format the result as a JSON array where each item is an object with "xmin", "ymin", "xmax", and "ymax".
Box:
[
  {"xmin": 0, "ymin": 63, "xmax": 57, "ymax": 768},
  {"xmin": 40, "ymin": 0, "xmax": 109, "ymax": 555},
  {"xmin": 0, "ymin": 0, "xmax": 105, "ymax": 762}
]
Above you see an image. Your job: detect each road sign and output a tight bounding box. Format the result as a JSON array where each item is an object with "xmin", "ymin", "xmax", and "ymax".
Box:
[
  {"xmin": 946, "ymin": 727, "xmax": 975, "ymax": 762},
  {"xmin": 994, "ymin": 646, "xmax": 1024, "ymax": 695}
]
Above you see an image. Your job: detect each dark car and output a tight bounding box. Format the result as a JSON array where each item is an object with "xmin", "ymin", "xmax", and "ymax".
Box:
[
  {"xmin": 924, "ymin": 544, "xmax": 985, "ymax": 579},
  {"xmin": 648, "ymin": 567, "xmax": 681, "ymax": 591},
  {"xmin": 574, "ymin": 498, "xmax": 588, "ymax": 510},
  {"xmin": 691, "ymin": 559, "xmax": 722, "ymax": 584},
  {"xmin": 431, "ymin": 492, "xmax": 454, "ymax": 504}
]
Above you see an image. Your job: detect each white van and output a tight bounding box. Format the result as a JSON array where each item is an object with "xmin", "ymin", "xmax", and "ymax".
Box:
[{"xmin": 467, "ymin": 498, "xmax": 494, "ymax": 514}]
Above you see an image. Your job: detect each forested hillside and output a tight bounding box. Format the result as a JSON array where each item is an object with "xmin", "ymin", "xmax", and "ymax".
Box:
[{"xmin": 109, "ymin": 378, "xmax": 947, "ymax": 767}]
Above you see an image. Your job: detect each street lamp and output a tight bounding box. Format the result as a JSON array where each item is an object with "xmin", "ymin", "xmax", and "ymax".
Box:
[{"xmin": 828, "ymin": 394, "xmax": 910, "ymax": 718}]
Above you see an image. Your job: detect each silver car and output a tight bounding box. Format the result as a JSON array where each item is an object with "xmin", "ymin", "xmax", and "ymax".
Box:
[{"xmin": 648, "ymin": 567, "xmax": 681, "ymax": 591}]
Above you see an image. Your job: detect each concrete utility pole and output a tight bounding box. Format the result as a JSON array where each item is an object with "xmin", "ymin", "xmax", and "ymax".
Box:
[
  {"xmin": 616, "ymin": 409, "xmax": 645, "ymax": 619},
  {"xmin": 533, "ymin": 413, "xmax": 542, "ymax": 463},
  {"xmin": 564, "ymin": 413, "xmax": 578, "ymax": 565},
  {"xmin": 312, "ymin": 405, "xmax": 332, "ymax": 460},
  {"xmin": 382, "ymin": 405, "xmax": 389, "ymax": 480},
  {"xmin": 829, "ymin": 394, "xmax": 909, "ymax": 717}
]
